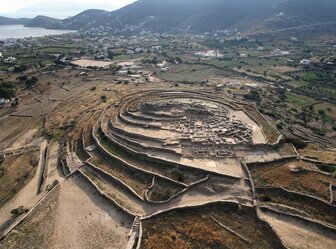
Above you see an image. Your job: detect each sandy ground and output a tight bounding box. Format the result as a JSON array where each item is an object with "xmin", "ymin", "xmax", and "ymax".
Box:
[
  {"xmin": 10, "ymin": 127, "xmax": 39, "ymax": 149},
  {"xmin": 231, "ymin": 110, "xmax": 266, "ymax": 144},
  {"xmin": 181, "ymin": 157, "xmax": 244, "ymax": 177},
  {"xmin": 72, "ymin": 59, "xmax": 114, "ymax": 68},
  {"xmin": 49, "ymin": 174, "xmax": 131, "ymax": 249},
  {"xmin": 260, "ymin": 211, "xmax": 336, "ymax": 249},
  {"xmin": 0, "ymin": 140, "xmax": 47, "ymax": 228}
]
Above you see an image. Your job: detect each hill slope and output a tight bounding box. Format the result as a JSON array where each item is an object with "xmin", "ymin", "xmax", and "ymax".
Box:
[
  {"xmin": 49, "ymin": 9, "xmax": 109, "ymax": 30},
  {"xmin": 25, "ymin": 16, "xmax": 59, "ymax": 28},
  {"xmin": 49, "ymin": 0, "xmax": 336, "ymax": 32},
  {"xmin": 0, "ymin": 16, "xmax": 30, "ymax": 25},
  {"xmin": 2, "ymin": 0, "xmax": 336, "ymax": 32}
]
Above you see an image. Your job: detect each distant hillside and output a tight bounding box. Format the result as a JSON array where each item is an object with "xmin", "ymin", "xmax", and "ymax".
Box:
[
  {"xmin": 2, "ymin": 0, "xmax": 336, "ymax": 32},
  {"xmin": 50, "ymin": 9, "xmax": 109, "ymax": 30},
  {"xmin": 25, "ymin": 15, "xmax": 59, "ymax": 28},
  {"xmin": 0, "ymin": 16, "xmax": 30, "ymax": 25},
  {"xmin": 46, "ymin": 0, "xmax": 336, "ymax": 32}
]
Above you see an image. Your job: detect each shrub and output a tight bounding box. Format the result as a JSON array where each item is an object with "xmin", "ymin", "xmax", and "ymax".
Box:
[
  {"xmin": 11, "ymin": 206, "xmax": 29, "ymax": 218},
  {"xmin": 171, "ymin": 169, "xmax": 185, "ymax": 182},
  {"xmin": 259, "ymin": 194, "xmax": 272, "ymax": 202},
  {"xmin": 317, "ymin": 164, "xmax": 336, "ymax": 173}
]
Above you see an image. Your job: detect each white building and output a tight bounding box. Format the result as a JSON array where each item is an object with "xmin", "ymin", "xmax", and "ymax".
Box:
[
  {"xmin": 290, "ymin": 37, "xmax": 299, "ymax": 42},
  {"xmin": 4, "ymin": 56, "xmax": 16, "ymax": 63},
  {"xmin": 195, "ymin": 50, "xmax": 224, "ymax": 58},
  {"xmin": 271, "ymin": 49, "xmax": 290, "ymax": 56},
  {"xmin": 257, "ymin": 47, "xmax": 264, "ymax": 51},
  {"xmin": 116, "ymin": 70, "xmax": 129, "ymax": 76},
  {"xmin": 157, "ymin": 61, "xmax": 168, "ymax": 68},
  {"xmin": 300, "ymin": 59, "xmax": 311, "ymax": 65},
  {"xmin": 126, "ymin": 49, "xmax": 135, "ymax": 55},
  {"xmin": 151, "ymin": 46, "xmax": 162, "ymax": 53}
]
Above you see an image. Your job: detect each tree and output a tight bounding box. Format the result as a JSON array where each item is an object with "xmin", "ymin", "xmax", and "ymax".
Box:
[
  {"xmin": 107, "ymin": 51, "xmax": 114, "ymax": 60},
  {"xmin": 13, "ymin": 64, "xmax": 28, "ymax": 73},
  {"xmin": 245, "ymin": 90, "xmax": 261, "ymax": 102},
  {"xmin": 0, "ymin": 82, "xmax": 16, "ymax": 99},
  {"xmin": 318, "ymin": 109, "xmax": 326, "ymax": 117},
  {"xmin": 25, "ymin": 76, "xmax": 38, "ymax": 88},
  {"xmin": 17, "ymin": 75, "xmax": 28, "ymax": 82},
  {"xmin": 175, "ymin": 57, "xmax": 183, "ymax": 64}
]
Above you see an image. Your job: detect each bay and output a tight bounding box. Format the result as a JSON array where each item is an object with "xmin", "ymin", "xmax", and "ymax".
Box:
[{"xmin": 0, "ymin": 25, "xmax": 75, "ymax": 40}]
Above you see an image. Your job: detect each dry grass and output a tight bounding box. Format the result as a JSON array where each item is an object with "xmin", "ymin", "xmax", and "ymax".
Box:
[
  {"xmin": 277, "ymin": 143, "xmax": 297, "ymax": 156},
  {"xmin": 0, "ymin": 151, "xmax": 39, "ymax": 204},
  {"xmin": 257, "ymin": 188, "xmax": 336, "ymax": 226},
  {"xmin": 89, "ymin": 154, "xmax": 151, "ymax": 197},
  {"xmin": 241, "ymin": 104, "xmax": 280, "ymax": 144},
  {"xmin": 299, "ymin": 144, "xmax": 336, "ymax": 164},
  {"xmin": 147, "ymin": 178, "xmax": 184, "ymax": 202},
  {"xmin": 250, "ymin": 160, "xmax": 336, "ymax": 201},
  {"xmin": 0, "ymin": 117, "xmax": 36, "ymax": 148},
  {"xmin": 142, "ymin": 203, "xmax": 284, "ymax": 249}
]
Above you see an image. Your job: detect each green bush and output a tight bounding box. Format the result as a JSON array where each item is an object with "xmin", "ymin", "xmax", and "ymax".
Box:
[
  {"xmin": 0, "ymin": 82, "xmax": 16, "ymax": 99},
  {"xmin": 317, "ymin": 164, "xmax": 336, "ymax": 173},
  {"xmin": 11, "ymin": 206, "xmax": 29, "ymax": 218}
]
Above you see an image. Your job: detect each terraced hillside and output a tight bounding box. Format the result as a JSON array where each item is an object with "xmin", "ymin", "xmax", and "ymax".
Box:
[{"xmin": 1, "ymin": 87, "xmax": 335, "ymax": 249}]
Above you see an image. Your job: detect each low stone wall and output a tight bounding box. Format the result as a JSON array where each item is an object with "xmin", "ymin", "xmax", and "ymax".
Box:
[
  {"xmin": 101, "ymin": 121, "xmax": 242, "ymax": 181},
  {"xmin": 78, "ymin": 169, "xmax": 136, "ymax": 218},
  {"xmin": 79, "ymin": 129, "xmax": 92, "ymax": 160},
  {"xmin": 246, "ymin": 156, "xmax": 298, "ymax": 166},
  {"xmin": 144, "ymin": 175, "xmax": 209, "ymax": 205},
  {"xmin": 260, "ymin": 206, "xmax": 336, "ymax": 233},
  {"xmin": 241, "ymin": 160, "xmax": 256, "ymax": 202},
  {"xmin": 139, "ymin": 200, "xmax": 287, "ymax": 248},
  {"xmin": 210, "ymin": 214, "xmax": 250, "ymax": 243},
  {"xmin": 141, "ymin": 200, "xmax": 240, "ymax": 220},
  {"xmin": 135, "ymin": 221, "xmax": 143, "ymax": 249},
  {"xmin": 302, "ymin": 157, "xmax": 336, "ymax": 166},
  {"xmin": 256, "ymin": 187, "xmax": 336, "ymax": 228},
  {"xmin": 118, "ymin": 111, "xmax": 161, "ymax": 130},
  {"xmin": 86, "ymin": 162, "xmax": 145, "ymax": 201},
  {"xmin": 37, "ymin": 145, "xmax": 48, "ymax": 194},
  {"xmin": 92, "ymin": 127, "xmax": 187, "ymax": 188},
  {"xmin": 241, "ymin": 104, "xmax": 282, "ymax": 145},
  {"xmin": 332, "ymin": 185, "xmax": 336, "ymax": 205},
  {"xmin": 109, "ymin": 120, "xmax": 181, "ymax": 157},
  {"xmin": 257, "ymin": 187, "xmax": 335, "ymax": 208},
  {"xmin": 60, "ymin": 159, "xmax": 70, "ymax": 177},
  {"xmin": 255, "ymin": 208, "xmax": 289, "ymax": 249}
]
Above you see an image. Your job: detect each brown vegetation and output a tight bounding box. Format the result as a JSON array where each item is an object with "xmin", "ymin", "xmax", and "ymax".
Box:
[
  {"xmin": 0, "ymin": 151, "xmax": 39, "ymax": 205},
  {"xmin": 250, "ymin": 160, "xmax": 336, "ymax": 201},
  {"xmin": 142, "ymin": 203, "xmax": 284, "ymax": 249}
]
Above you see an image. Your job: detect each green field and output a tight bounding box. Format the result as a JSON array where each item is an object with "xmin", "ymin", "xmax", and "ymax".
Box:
[
  {"xmin": 158, "ymin": 64, "xmax": 214, "ymax": 82},
  {"xmin": 285, "ymin": 92, "xmax": 316, "ymax": 107}
]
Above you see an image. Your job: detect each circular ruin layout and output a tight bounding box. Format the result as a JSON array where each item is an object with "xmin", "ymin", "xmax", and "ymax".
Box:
[{"xmin": 97, "ymin": 90, "xmax": 273, "ymax": 175}]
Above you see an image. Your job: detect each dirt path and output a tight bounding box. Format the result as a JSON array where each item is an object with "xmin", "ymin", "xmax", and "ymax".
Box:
[
  {"xmin": 50, "ymin": 174, "xmax": 132, "ymax": 249},
  {"xmin": 260, "ymin": 211, "xmax": 336, "ymax": 249},
  {"xmin": 45, "ymin": 141, "xmax": 63, "ymax": 187},
  {"xmin": 0, "ymin": 140, "xmax": 48, "ymax": 228},
  {"xmin": 10, "ymin": 127, "xmax": 39, "ymax": 149}
]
